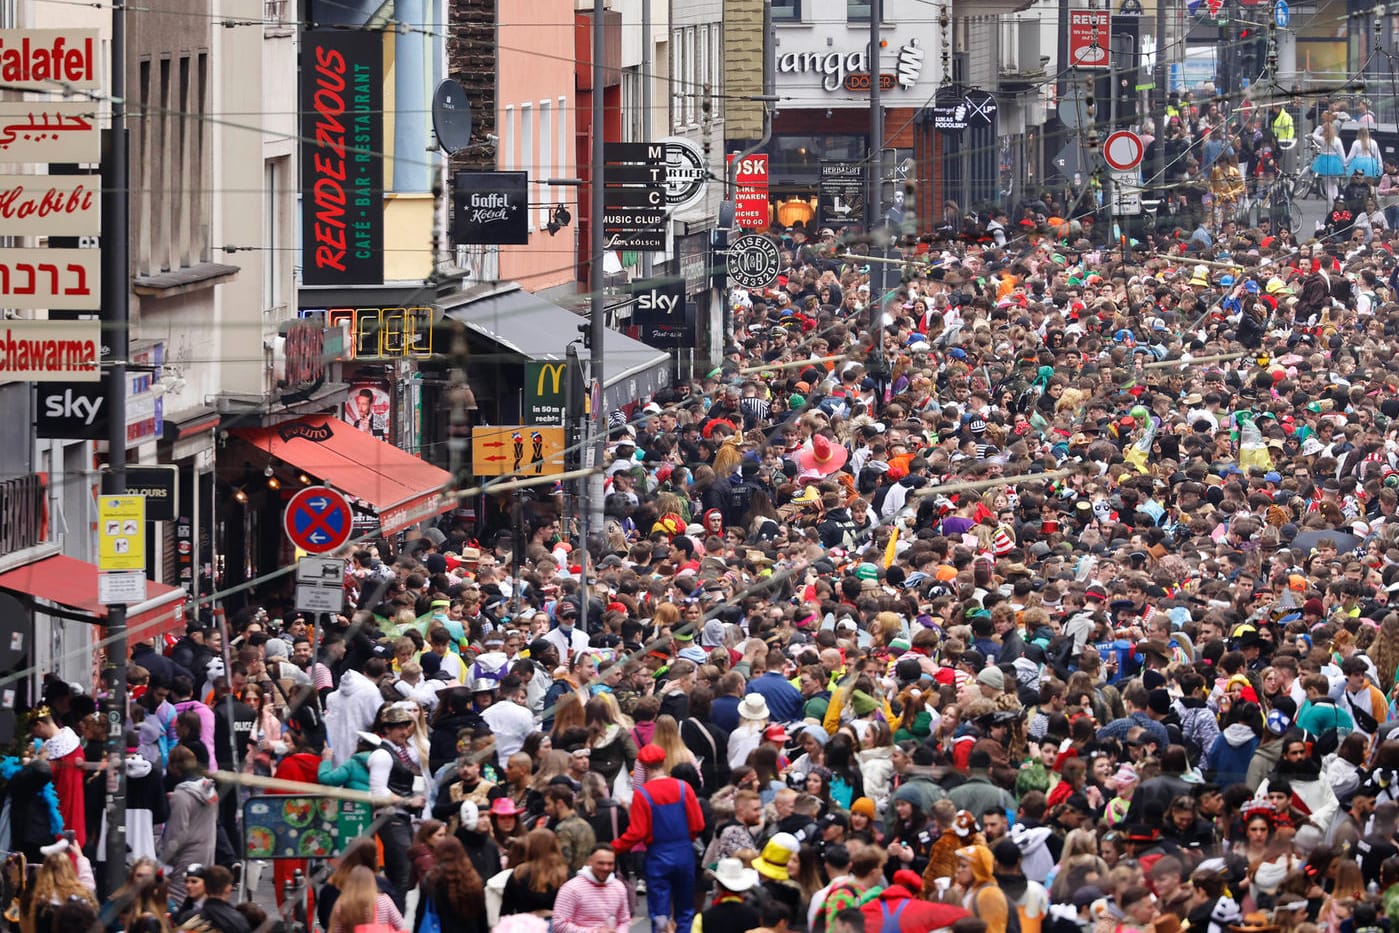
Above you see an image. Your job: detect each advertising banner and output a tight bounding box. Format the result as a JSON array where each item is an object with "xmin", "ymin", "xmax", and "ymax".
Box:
[
  {"xmin": 630, "ymin": 276, "xmax": 691, "ymax": 348},
  {"xmin": 300, "ymin": 31, "xmax": 383, "ymax": 286},
  {"xmin": 452, "ymin": 171, "xmax": 529, "ymax": 245}
]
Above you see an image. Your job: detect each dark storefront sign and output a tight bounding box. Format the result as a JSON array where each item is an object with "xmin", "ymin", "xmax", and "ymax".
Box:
[
  {"xmin": 0, "ymin": 474, "xmax": 47, "ymax": 554},
  {"xmin": 679, "ymin": 233, "xmax": 708, "ymax": 296},
  {"xmin": 630, "ymin": 276, "xmax": 691, "ymax": 348},
  {"xmin": 526, "ymin": 361, "xmax": 567, "ymax": 426},
  {"xmin": 101, "ymin": 465, "xmax": 177, "ymax": 522},
  {"xmin": 817, "ymin": 162, "xmax": 864, "ymax": 229},
  {"xmin": 453, "ymin": 171, "xmax": 529, "ymax": 245},
  {"xmin": 928, "ymin": 86, "xmax": 999, "ymax": 132},
  {"xmin": 35, "ymin": 383, "xmax": 104, "ymax": 438},
  {"xmin": 176, "ymin": 517, "xmax": 194, "ymax": 594},
  {"xmin": 300, "ymin": 30, "xmax": 383, "ymax": 286},
  {"xmin": 603, "ymin": 142, "xmax": 667, "ymax": 250}
]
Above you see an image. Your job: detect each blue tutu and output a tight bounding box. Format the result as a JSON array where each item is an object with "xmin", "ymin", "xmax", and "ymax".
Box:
[
  {"xmin": 1352, "ymin": 155, "xmax": 1380, "ymax": 178},
  {"xmin": 1314, "ymin": 152, "xmax": 1344, "ymax": 177}
]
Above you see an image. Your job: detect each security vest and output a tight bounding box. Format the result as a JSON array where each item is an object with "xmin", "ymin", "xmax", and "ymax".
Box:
[{"xmin": 1273, "ymin": 109, "xmax": 1296, "ymax": 141}]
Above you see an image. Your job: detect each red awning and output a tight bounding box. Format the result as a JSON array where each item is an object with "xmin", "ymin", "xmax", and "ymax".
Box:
[
  {"xmin": 0, "ymin": 555, "xmax": 187, "ymax": 639},
  {"xmin": 233, "ymin": 415, "xmax": 453, "ymax": 535}
]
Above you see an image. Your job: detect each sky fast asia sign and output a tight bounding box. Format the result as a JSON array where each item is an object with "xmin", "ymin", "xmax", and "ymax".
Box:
[
  {"xmin": 453, "ymin": 171, "xmax": 529, "ymax": 245},
  {"xmin": 301, "ymin": 31, "xmax": 383, "ymax": 286},
  {"xmin": 630, "ymin": 276, "xmax": 692, "ymax": 348}
]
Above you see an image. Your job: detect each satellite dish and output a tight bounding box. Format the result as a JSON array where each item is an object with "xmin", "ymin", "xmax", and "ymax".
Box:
[{"xmin": 432, "ymin": 79, "xmax": 474, "ymax": 155}]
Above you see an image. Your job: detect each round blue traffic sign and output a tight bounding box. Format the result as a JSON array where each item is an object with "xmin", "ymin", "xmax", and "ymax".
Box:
[
  {"xmin": 284, "ymin": 485, "xmax": 353, "ymax": 553},
  {"xmin": 1274, "ymin": 0, "xmax": 1289, "ymax": 28}
]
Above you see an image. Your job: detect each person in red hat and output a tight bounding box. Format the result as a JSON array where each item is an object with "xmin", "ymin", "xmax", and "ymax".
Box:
[
  {"xmin": 861, "ymin": 866, "xmax": 969, "ymax": 933},
  {"xmin": 613, "ymin": 743, "xmax": 705, "ymax": 933}
]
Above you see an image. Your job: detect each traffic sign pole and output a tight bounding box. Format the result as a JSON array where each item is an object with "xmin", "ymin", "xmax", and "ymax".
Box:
[{"xmin": 284, "ymin": 486, "xmax": 354, "ymax": 553}]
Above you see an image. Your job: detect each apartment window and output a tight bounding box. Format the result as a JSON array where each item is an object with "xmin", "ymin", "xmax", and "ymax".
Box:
[
  {"xmin": 621, "ymin": 67, "xmax": 643, "ymax": 141},
  {"xmin": 710, "ymin": 24, "xmax": 723, "ymax": 119},
  {"xmin": 155, "ymin": 57, "xmax": 170, "ymax": 271},
  {"xmin": 502, "ymin": 105, "xmax": 516, "ymax": 170},
  {"xmin": 696, "ymin": 27, "xmax": 707, "ymax": 123},
  {"xmin": 772, "ymin": 0, "xmax": 800, "ymax": 20},
  {"xmin": 684, "ymin": 28, "xmax": 696, "ymax": 125},
  {"xmin": 264, "ymin": 158, "xmax": 286, "ymax": 311},
  {"xmin": 520, "ymin": 102, "xmax": 534, "ymax": 231},
  {"xmin": 671, "ymin": 30, "xmax": 687, "ymax": 127},
  {"xmin": 848, "ymin": 0, "xmax": 886, "ymax": 20},
  {"xmin": 556, "ymin": 96, "xmax": 568, "ymax": 182},
  {"xmin": 538, "ymin": 99, "xmax": 551, "ymax": 230}
]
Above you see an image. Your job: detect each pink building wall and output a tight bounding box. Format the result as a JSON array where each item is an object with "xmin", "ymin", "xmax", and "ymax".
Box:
[{"xmin": 497, "ymin": 0, "xmax": 579, "ymax": 291}]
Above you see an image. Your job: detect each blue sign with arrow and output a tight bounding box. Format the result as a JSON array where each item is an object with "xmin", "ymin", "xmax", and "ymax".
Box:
[
  {"xmin": 1274, "ymin": 0, "xmax": 1289, "ymax": 28},
  {"xmin": 284, "ymin": 485, "xmax": 353, "ymax": 553}
]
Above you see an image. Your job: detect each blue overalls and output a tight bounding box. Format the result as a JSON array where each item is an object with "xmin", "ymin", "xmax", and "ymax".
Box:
[{"xmin": 638, "ymin": 779, "xmax": 696, "ymax": 933}]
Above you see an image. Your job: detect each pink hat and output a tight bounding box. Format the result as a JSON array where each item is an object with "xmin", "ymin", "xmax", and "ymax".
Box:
[
  {"xmin": 797, "ymin": 434, "xmax": 849, "ymax": 476},
  {"xmin": 1111, "ymin": 764, "xmax": 1139, "ymax": 787}
]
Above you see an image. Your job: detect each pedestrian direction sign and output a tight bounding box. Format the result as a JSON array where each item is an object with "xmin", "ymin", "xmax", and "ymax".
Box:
[
  {"xmin": 471, "ymin": 426, "xmax": 566, "ymax": 477},
  {"xmin": 283, "ymin": 486, "xmax": 353, "ymax": 553}
]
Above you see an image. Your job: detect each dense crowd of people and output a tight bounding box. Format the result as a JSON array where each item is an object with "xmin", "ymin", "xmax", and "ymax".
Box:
[{"xmin": 14, "ymin": 88, "xmax": 1399, "ymax": 933}]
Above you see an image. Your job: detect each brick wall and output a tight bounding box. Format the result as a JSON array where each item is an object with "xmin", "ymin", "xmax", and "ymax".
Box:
[
  {"xmin": 448, "ymin": 0, "xmax": 498, "ymax": 170},
  {"xmin": 724, "ymin": 0, "xmax": 764, "ymax": 140}
]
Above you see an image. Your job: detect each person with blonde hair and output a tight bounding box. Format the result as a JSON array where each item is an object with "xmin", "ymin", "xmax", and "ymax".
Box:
[
  {"xmin": 327, "ymin": 865, "xmax": 404, "ymax": 933},
  {"xmin": 21, "ymin": 853, "xmax": 97, "ymax": 933},
  {"xmin": 631, "ymin": 714, "xmax": 696, "ymax": 789}
]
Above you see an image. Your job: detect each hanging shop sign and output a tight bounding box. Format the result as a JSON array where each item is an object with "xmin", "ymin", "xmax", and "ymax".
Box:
[
  {"xmin": 0, "ymin": 102, "xmax": 98, "ymax": 162},
  {"xmin": 299, "ymin": 307, "xmax": 433, "ymax": 360},
  {"xmin": 927, "ymin": 87, "xmax": 999, "ymax": 132},
  {"xmin": 1068, "ymin": 11, "xmax": 1112, "ymax": 69},
  {"xmin": 729, "ymin": 153, "xmax": 769, "ymax": 231},
  {"xmin": 278, "ymin": 319, "xmax": 326, "ymax": 393},
  {"xmin": 0, "ymin": 247, "xmax": 97, "ymax": 310},
  {"xmin": 817, "ymin": 162, "xmax": 864, "ymax": 228},
  {"xmin": 0, "ymin": 31, "xmax": 99, "ymax": 89},
  {"xmin": 452, "ymin": 171, "xmax": 529, "ymax": 245},
  {"xmin": 777, "ymin": 38, "xmax": 927, "ymax": 93},
  {"xmin": 0, "ymin": 474, "xmax": 48, "ymax": 554},
  {"xmin": 0, "ymin": 320, "xmax": 98, "ymax": 383},
  {"xmin": 0, "ymin": 174, "xmax": 99, "ymax": 236},
  {"xmin": 661, "ymin": 137, "xmax": 708, "ymax": 211},
  {"xmin": 630, "ymin": 276, "xmax": 692, "ymax": 348},
  {"xmin": 603, "ymin": 142, "xmax": 667, "ymax": 251},
  {"xmin": 300, "ymin": 30, "xmax": 384, "ymax": 286}
]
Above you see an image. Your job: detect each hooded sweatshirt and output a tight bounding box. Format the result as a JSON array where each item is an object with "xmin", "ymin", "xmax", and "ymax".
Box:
[
  {"xmin": 1206, "ymin": 723, "xmax": 1259, "ymax": 787},
  {"xmin": 962, "ymin": 845, "xmax": 1011, "ymax": 933},
  {"xmin": 1010, "ymin": 822, "xmax": 1056, "ymax": 884},
  {"xmin": 162, "ymin": 778, "xmax": 218, "ymax": 904}
]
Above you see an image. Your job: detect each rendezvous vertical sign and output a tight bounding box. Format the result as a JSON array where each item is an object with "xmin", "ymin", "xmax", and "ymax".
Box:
[
  {"xmin": 603, "ymin": 142, "xmax": 667, "ymax": 251},
  {"xmin": 301, "ymin": 31, "xmax": 384, "ymax": 286}
]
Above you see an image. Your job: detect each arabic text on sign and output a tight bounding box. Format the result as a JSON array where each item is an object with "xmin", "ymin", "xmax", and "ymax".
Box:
[{"xmin": 0, "ymin": 102, "xmax": 98, "ymax": 162}]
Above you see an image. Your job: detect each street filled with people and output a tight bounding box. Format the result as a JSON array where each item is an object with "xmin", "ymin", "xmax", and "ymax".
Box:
[{"xmin": 18, "ymin": 89, "xmax": 1399, "ymax": 933}]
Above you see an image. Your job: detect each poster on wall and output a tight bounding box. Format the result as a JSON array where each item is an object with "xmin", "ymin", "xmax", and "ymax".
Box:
[
  {"xmin": 300, "ymin": 30, "xmax": 383, "ymax": 286},
  {"xmin": 343, "ymin": 382, "xmax": 391, "ymax": 441}
]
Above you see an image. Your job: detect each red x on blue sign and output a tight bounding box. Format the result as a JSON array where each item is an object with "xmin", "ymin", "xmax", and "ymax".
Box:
[{"xmin": 284, "ymin": 485, "xmax": 353, "ymax": 553}]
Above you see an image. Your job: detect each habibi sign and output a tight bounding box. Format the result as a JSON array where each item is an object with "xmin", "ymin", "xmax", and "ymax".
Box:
[
  {"xmin": 300, "ymin": 31, "xmax": 384, "ymax": 286},
  {"xmin": 0, "ymin": 174, "xmax": 99, "ymax": 236}
]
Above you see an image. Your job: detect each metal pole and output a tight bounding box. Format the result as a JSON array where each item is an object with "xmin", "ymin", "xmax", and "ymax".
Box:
[
  {"xmin": 640, "ymin": 0, "xmax": 653, "ymax": 281},
  {"xmin": 103, "ymin": 0, "xmax": 130, "ymax": 892},
  {"xmin": 1152, "ymin": 0, "xmax": 1167, "ymax": 200},
  {"xmin": 868, "ymin": 0, "xmax": 883, "ymax": 236},
  {"xmin": 584, "ymin": 0, "xmax": 607, "ymax": 635}
]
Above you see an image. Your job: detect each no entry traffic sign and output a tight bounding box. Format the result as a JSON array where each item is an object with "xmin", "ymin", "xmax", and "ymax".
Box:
[
  {"xmin": 1103, "ymin": 131, "xmax": 1145, "ymax": 171},
  {"xmin": 284, "ymin": 485, "xmax": 353, "ymax": 553}
]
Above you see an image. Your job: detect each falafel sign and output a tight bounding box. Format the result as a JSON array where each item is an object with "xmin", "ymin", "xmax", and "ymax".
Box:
[{"xmin": 300, "ymin": 30, "xmax": 383, "ymax": 286}]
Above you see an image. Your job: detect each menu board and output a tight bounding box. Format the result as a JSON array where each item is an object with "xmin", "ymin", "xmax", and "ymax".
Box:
[{"xmin": 243, "ymin": 795, "xmax": 373, "ymax": 860}]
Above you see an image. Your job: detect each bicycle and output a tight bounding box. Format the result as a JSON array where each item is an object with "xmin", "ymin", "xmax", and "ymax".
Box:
[
  {"xmin": 1281, "ymin": 137, "xmax": 1323, "ymax": 201},
  {"xmin": 1245, "ymin": 171, "xmax": 1303, "ymax": 232}
]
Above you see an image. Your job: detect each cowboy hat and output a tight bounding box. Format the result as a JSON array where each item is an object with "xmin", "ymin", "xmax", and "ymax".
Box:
[
  {"xmin": 798, "ymin": 434, "xmax": 849, "ymax": 476},
  {"xmin": 713, "ymin": 857, "xmax": 760, "ymax": 892}
]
